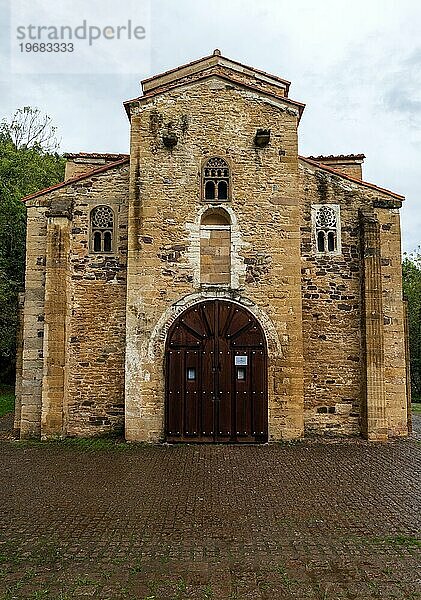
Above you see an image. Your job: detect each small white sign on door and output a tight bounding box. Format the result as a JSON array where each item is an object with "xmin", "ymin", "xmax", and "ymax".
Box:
[{"xmin": 234, "ymin": 355, "xmax": 248, "ymax": 366}]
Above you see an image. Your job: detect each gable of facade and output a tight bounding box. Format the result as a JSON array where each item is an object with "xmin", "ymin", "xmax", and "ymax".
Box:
[{"xmin": 15, "ymin": 51, "xmax": 410, "ymax": 442}]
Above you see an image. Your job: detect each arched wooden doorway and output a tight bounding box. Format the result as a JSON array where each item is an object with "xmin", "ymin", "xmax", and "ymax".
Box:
[{"xmin": 165, "ymin": 300, "xmax": 268, "ymax": 443}]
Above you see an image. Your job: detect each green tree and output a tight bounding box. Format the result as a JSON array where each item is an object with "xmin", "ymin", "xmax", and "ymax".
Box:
[
  {"xmin": 0, "ymin": 107, "xmax": 65, "ymax": 383},
  {"xmin": 402, "ymin": 248, "xmax": 421, "ymax": 401}
]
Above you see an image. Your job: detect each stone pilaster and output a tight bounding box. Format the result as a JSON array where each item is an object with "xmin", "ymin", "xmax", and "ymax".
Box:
[
  {"xmin": 20, "ymin": 205, "xmax": 48, "ymax": 439},
  {"xmin": 125, "ymin": 113, "xmax": 145, "ymax": 441},
  {"xmin": 40, "ymin": 200, "xmax": 71, "ymax": 438},
  {"xmin": 360, "ymin": 210, "xmax": 388, "ymax": 441}
]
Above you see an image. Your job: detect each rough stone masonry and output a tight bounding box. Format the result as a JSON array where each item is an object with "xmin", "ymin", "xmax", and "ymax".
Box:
[{"xmin": 15, "ymin": 50, "xmax": 411, "ymax": 442}]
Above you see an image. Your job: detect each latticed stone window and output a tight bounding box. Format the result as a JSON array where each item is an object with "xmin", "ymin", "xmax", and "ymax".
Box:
[
  {"xmin": 312, "ymin": 204, "xmax": 341, "ymax": 254},
  {"xmin": 203, "ymin": 157, "xmax": 230, "ymax": 201},
  {"xmin": 91, "ymin": 205, "xmax": 114, "ymax": 253}
]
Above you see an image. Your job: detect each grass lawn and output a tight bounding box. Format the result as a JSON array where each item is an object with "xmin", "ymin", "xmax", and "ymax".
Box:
[
  {"xmin": 0, "ymin": 384, "xmax": 14, "ymax": 417},
  {"xmin": 411, "ymin": 402, "xmax": 421, "ymax": 413}
]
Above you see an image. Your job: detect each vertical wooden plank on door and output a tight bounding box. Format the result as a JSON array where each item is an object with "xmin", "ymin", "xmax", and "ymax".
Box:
[
  {"xmin": 201, "ymin": 336, "xmax": 214, "ymax": 439},
  {"xmin": 184, "ymin": 349, "xmax": 200, "ymax": 437},
  {"xmin": 234, "ymin": 350, "xmax": 252, "ymax": 440},
  {"xmin": 217, "ymin": 344, "xmax": 232, "ymax": 440},
  {"xmin": 166, "ymin": 349, "xmax": 183, "ymax": 439},
  {"xmin": 215, "ymin": 302, "xmax": 231, "ymax": 440}
]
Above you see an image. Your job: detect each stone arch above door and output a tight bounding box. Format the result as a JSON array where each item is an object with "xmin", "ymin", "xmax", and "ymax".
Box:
[
  {"xmin": 126, "ymin": 292, "xmax": 303, "ymax": 444},
  {"xmin": 147, "ymin": 291, "xmax": 284, "ymax": 362}
]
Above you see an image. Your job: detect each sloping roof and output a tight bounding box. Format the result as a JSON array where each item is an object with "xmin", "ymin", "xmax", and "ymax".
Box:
[
  {"xmin": 124, "ymin": 50, "xmax": 305, "ymax": 121},
  {"xmin": 141, "ymin": 50, "xmax": 291, "ymax": 93},
  {"xmin": 124, "ymin": 72, "xmax": 305, "ymax": 120},
  {"xmin": 300, "ymin": 156, "xmax": 404, "ymax": 201},
  {"xmin": 22, "ymin": 157, "xmax": 129, "ymax": 203},
  {"xmin": 64, "ymin": 152, "xmax": 129, "ymax": 160},
  {"xmin": 23, "ymin": 153, "xmax": 402, "ymax": 202},
  {"xmin": 307, "ymin": 154, "xmax": 366, "ymax": 162}
]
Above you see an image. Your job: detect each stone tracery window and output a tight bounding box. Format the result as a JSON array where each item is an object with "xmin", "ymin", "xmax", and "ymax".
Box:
[
  {"xmin": 203, "ymin": 157, "xmax": 230, "ymax": 201},
  {"xmin": 313, "ymin": 204, "xmax": 341, "ymax": 254},
  {"xmin": 91, "ymin": 205, "xmax": 114, "ymax": 253}
]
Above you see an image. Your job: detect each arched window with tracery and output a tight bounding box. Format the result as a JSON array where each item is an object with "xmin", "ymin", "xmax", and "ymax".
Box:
[
  {"xmin": 200, "ymin": 209, "xmax": 231, "ymax": 285},
  {"xmin": 203, "ymin": 157, "xmax": 230, "ymax": 201},
  {"xmin": 312, "ymin": 204, "xmax": 341, "ymax": 254},
  {"xmin": 91, "ymin": 205, "xmax": 114, "ymax": 253}
]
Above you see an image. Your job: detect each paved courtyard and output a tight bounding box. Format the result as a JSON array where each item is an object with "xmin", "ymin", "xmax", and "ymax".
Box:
[{"xmin": 0, "ymin": 420, "xmax": 420, "ymax": 599}]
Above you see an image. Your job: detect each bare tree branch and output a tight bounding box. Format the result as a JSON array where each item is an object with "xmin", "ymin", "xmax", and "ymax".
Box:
[{"xmin": 0, "ymin": 107, "xmax": 60, "ymax": 152}]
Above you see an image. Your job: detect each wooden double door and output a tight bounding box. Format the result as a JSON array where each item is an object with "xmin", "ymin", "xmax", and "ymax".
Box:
[{"xmin": 165, "ymin": 300, "xmax": 268, "ymax": 443}]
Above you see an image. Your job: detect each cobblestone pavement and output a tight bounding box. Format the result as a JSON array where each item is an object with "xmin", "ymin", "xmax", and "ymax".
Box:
[{"xmin": 0, "ymin": 428, "xmax": 420, "ymax": 599}]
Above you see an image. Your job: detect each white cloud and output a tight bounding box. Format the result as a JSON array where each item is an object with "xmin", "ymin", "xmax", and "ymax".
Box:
[{"xmin": 1, "ymin": 0, "xmax": 420, "ymax": 251}]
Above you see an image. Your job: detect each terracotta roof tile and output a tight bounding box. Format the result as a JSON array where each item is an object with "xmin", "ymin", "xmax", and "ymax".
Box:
[
  {"xmin": 299, "ymin": 156, "xmax": 404, "ymax": 201},
  {"xmin": 307, "ymin": 154, "xmax": 366, "ymax": 161},
  {"xmin": 64, "ymin": 152, "xmax": 129, "ymax": 160},
  {"xmin": 23, "ymin": 157, "xmax": 129, "ymax": 203},
  {"xmin": 141, "ymin": 51, "xmax": 291, "ymax": 89}
]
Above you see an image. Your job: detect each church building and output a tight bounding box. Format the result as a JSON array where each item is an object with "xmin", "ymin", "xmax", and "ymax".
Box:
[{"xmin": 15, "ymin": 50, "xmax": 411, "ymax": 442}]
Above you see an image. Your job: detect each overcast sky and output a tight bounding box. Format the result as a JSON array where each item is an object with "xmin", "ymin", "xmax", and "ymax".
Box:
[{"xmin": 1, "ymin": 0, "xmax": 420, "ymax": 253}]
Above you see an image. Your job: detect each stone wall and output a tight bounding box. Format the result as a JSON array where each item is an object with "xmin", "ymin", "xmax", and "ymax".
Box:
[
  {"xmin": 376, "ymin": 205, "xmax": 408, "ymax": 436},
  {"xmin": 41, "ymin": 208, "xmax": 71, "ymax": 437},
  {"xmin": 299, "ymin": 161, "xmax": 408, "ymax": 437},
  {"xmin": 65, "ymin": 164, "xmax": 129, "ymax": 436},
  {"xmin": 332, "ymin": 164, "xmax": 362, "ymax": 180},
  {"xmin": 18, "ymin": 163, "xmax": 129, "ymax": 438},
  {"xmin": 17, "ymin": 63, "xmax": 408, "ymax": 443},
  {"xmin": 307, "ymin": 157, "xmax": 364, "ymax": 181},
  {"xmin": 125, "ymin": 77, "xmax": 305, "ymax": 442},
  {"xmin": 299, "ymin": 166, "xmax": 363, "ymax": 435},
  {"xmin": 18, "ymin": 203, "xmax": 49, "ymax": 438},
  {"xmin": 64, "ymin": 156, "xmax": 128, "ymax": 181},
  {"xmin": 142, "ymin": 56, "xmax": 290, "ymax": 100},
  {"xmin": 65, "ymin": 160, "xmax": 105, "ymax": 181},
  {"xmin": 200, "ymin": 226, "xmax": 231, "ymax": 284}
]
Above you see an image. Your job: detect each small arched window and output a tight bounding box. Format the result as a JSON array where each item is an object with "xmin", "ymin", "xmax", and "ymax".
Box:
[
  {"xmin": 91, "ymin": 205, "xmax": 114, "ymax": 253},
  {"xmin": 317, "ymin": 230, "xmax": 326, "ymax": 253},
  {"xmin": 205, "ymin": 180, "xmax": 215, "ymax": 200},
  {"xmin": 203, "ymin": 157, "xmax": 230, "ymax": 201},
  {"xmin": 313, "ymin": 205, "xmax": 341, "ymax": 254}
]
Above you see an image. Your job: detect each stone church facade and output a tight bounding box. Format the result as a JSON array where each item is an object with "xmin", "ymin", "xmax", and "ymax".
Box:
[{"xmin": 15, "ymin": 50, "xmax": 411, "ymax": 442}]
